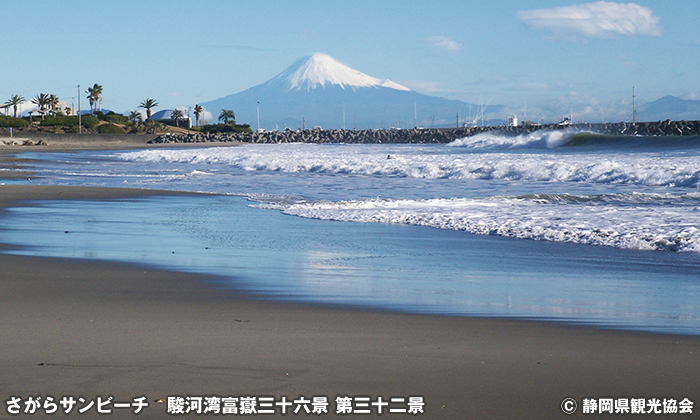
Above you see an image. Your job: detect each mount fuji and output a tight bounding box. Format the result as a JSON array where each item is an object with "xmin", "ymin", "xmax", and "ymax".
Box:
[{"xmin": 200, "ymin": 53, "xmax": 496, "ymax": 130}]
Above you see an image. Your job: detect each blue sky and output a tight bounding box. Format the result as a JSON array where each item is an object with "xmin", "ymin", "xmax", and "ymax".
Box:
[{"xmin": 2, "ymin": 0, "xmax": 698, "ymax": 123}]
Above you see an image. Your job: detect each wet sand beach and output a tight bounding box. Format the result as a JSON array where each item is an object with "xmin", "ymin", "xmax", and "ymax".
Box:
[{"xmin": 1, "ymin": 140, "xmax": 699, "ymax": 419}]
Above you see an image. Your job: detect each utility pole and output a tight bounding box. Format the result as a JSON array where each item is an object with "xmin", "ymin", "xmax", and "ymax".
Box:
[
  {"xmin": 414, "ymin": 98, "xmax": 417, "ymax": 128},
  {"xmin": 256, "ymin": 101, "xmax": 260, "ymax": 132},
  {"xmin": 77, "ymin": 85, "xmax": 81, "ymax": 134},
  {"xmin": 632, "ymin": 86, "xmax": 636, "ymax": 124}
]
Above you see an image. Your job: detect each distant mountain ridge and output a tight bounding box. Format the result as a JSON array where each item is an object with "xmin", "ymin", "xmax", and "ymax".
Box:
[
  {"xmin": 638, "ymin": 95, "xmax": 700, "ymax": 122},
  {"xmin": 200, "ymin": 53, "xmax": 497, "ymax": 130}
]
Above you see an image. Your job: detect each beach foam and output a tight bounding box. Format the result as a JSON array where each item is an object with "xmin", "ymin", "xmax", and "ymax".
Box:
[
  {"xmin": 118, "ymin": 144, "xmax": 700, "ymax": 188},
  {"xmin": 16, "ymin": 141, "xmax": 700, "ymax": 254},
  {"xmin": 447, "ymin": 129, "xmax": 574, "ymax": 149},
  {"xmin": 259, "ymin": 192, "xmax": 700, "ymax": 252}
]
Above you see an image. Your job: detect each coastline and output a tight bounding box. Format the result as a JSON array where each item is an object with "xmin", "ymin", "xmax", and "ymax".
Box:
[
  {"xmin": 0, "ymin": 133, "xmax": 241, "ymax": 152},
  {"xmin": 1, "ymin": 146, "xmax": 699, "ymax": 418},
  {"xmin": 4, "ymin": 119, "xmax": 699, "ymax": 151},
  {"xmin": 0, "ymin": 134, "xmax": 241, "ymax": 181}
]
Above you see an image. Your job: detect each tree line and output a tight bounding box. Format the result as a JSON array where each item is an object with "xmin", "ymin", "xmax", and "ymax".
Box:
[{"xmin": 2, "ymin": 84, "xmax": 249, "ymax": 134}]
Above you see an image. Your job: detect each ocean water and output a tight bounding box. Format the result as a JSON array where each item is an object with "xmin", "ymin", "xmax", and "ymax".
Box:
[{"xmin": 3, "ymin": 129, "xmax": 700, "ymax": 334}]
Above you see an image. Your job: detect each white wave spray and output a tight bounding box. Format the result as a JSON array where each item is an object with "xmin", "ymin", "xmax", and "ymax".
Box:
[{"xmin": 259, "ymin": 193, "xmax": 700, "ymax": 253}]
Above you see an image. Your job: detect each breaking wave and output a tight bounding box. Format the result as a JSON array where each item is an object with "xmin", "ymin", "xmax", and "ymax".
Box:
[
  {"xmin": 448, "ymin": 130, "xmax": 700, "ymax": 150},
  {"xmin": 448, "ymin": 130, "xmax": 574, "ymax": 149},
  {"xmin": 118, "ymin": 144, "xmax": 700, "ymax": 188},
  {"xmin": 257, "ymin": 192, "xmax": 700, "ymax": 253}
]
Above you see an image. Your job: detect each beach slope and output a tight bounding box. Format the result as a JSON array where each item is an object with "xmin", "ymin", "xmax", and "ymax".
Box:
[{"xmin": 0, "ymin": 186, "xmax": 699, "ymax": 419}]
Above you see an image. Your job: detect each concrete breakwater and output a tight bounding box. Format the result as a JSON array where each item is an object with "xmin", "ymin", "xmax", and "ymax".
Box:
[{"xmin": 151, "ymin": 120, "xmax": 700, "ymax": 145}]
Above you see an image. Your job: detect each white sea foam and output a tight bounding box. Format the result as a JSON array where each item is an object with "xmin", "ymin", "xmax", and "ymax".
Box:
[
  {"xmin": 262, "ymin": 193, "xmax": 700, "ymax": 252},
  {"xmin": 118, "ymin": 144, "xmax": 700, "ymax": 188},
  {"xmin": 60, "ymin": 144, "xmax": 700, "ymax": 253},
  {"xmin": 447, "ymin": 129, "xmax": 573, "ymax": 149}
]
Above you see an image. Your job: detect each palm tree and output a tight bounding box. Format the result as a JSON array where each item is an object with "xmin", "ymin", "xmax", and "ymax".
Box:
[
  {"xmin": 86, "ymin": 86, "xmax": 96, "ymax": 114},
  {"xmin": 170, "ymin": 109, "xmax": 184, "ymax": 128},
  {"xmin": 219, "ymin": 109, "xmax": 235, "ymax": 125},
  {"xmin": 86, "ymin": 84, "xmax": 103, "ymax": 114},
  {"xmin": 48, "ymin": 94, "xmax": 60, "ymax": 116},
  {"xmin": 129, "ymin": 110, "xmax": 143, "ymax": 125},
  {"xmin": 31, "ymin": 93, "xmax": 51, "ymax": 120},
  {"xmin": 95, "ymin": 84, "xmax": 103, "ymax": 112},
  {"xmin": 194, "ymin": 104, "xmax": 203, "ymax": 127},
  {"xmin": 5, "ymin": 94, "xmax": 25, "ymax": 119},
  {"xmin": 139, "ymin": 98, "xmax": 159, "ymax": 120}
]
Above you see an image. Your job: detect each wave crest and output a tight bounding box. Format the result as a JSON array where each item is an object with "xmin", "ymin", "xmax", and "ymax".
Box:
[
  {"xmin": 449, "ymin": 130, "xmax": 700, "ymax": 150},
  {"xmin": 259, "ymin": 193, "xmax": 700, "ymax": 253},
  {"xmin": 448, "ymin": 129, "xmax": 576, "ymax": 149},
  {"xmin": 117, "ymin": 143, "xmax": 700, "ymax": 188}
]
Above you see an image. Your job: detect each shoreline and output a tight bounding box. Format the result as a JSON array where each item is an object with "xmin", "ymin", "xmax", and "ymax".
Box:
[
  {"xmin": 0, "ymin": 133, "xmax": 241, "ymax": 152},
  {"xmin": 1, "ymin": 185, "xmax": 699, "ymax": 419},
  {"xmin": 0, "ymin": 135, "xmax": 242, "ymax": 181}
]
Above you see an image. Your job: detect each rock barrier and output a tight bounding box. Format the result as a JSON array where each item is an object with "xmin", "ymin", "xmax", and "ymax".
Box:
[{"xmin": 150, "ymin": 120, "xmax": 700, "ymax": 145}]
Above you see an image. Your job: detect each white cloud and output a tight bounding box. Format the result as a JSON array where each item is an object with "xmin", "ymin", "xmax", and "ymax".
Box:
[
  {"xmin": 424, "ymin": 36, "xmax": 462, "ymax": 53},
  {"xmin": 681, "ymin": 91, "xmax": 699, "ymax": 101},
  {"xmin": 201, "ymin": 110, "xmax": 214, "ymax": 124},
  {"xmin": 517, "ymin": 2, "xmax": 661, "ymax": 39}
]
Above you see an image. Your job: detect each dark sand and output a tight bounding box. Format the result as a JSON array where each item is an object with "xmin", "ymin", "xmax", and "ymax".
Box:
[{"xmin": 1, "ymin": 147, "xmax": 699, "ymax": 419}]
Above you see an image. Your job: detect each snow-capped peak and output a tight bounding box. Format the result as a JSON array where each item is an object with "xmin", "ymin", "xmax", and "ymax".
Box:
[{"xmin": 275, "ymin": 53, "xmax": 410, "ymax": 92}]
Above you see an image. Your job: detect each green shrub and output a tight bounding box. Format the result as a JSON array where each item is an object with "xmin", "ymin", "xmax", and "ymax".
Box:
[
  {"xmin": 38, "ymin": 115, "xmax": 99, "ymax": 129},
  {"xmin": 98, "ymin": 123, "xmax": 126, "ymax": 134},
  {"xmin": 143, "ymin": 119, "xmax": 165, "ymax": 134},
  {"xmin": 200, "ymin": 123, "xmax": 252, "ymax": 134},
  {"xmin": 40, "ymin": 116, "xmax": 79, "ymax": 127},
  {"xmin": 0, "ymin": 116, "xmax": 29, "ymax": 128},
  {"xmin": 104, "ymin": 113, "xmax": 128, "ymax": 125},
  {"xmin": 81, "ymin": 115, "xmax": 99, "ymax": 128}
]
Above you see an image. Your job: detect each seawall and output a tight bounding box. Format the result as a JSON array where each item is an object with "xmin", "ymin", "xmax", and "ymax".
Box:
[{"xmin": 149, "ymin": 120, "xmax": 700, "ymax": 145}]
